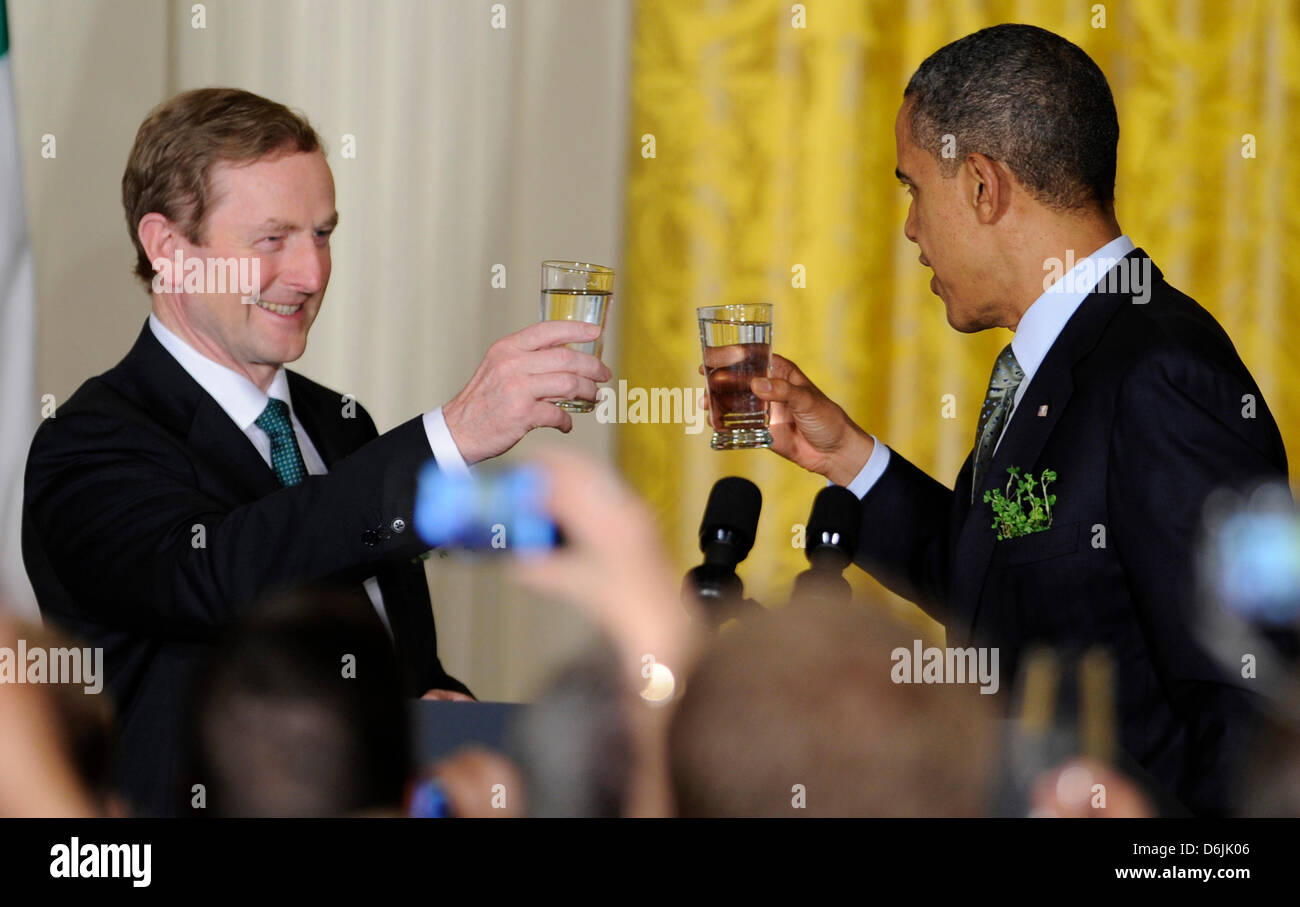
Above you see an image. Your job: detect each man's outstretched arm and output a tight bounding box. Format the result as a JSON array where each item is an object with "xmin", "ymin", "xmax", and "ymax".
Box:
[{"xmin": 750, "ymin": 355, "xmax": 955, "ymax": 620}]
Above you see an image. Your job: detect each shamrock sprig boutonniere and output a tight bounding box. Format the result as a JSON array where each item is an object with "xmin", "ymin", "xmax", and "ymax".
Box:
[{"xmin": 982, "ymin": 466, "xmax": 1058, "ymax": 541}]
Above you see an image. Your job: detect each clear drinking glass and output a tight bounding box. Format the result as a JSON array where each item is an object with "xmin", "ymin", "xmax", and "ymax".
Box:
[
  {"xmin": 539, "ymin": 260, "xmax": 615, "ymax": 413},
  {"xmin": 698, "ymin": 303, "xmax": 773, "ymax": 450}
]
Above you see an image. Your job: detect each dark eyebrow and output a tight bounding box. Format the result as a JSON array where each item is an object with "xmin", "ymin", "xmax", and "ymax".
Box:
[{"xmin": 895, "ymin": 167, "xmax": 913, "ymax": 185}]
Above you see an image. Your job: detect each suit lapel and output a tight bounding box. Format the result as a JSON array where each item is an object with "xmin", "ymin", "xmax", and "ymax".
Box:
[
  {"xmin": 113, "ymin": 321, "xmax": 280, "ymax": 501},
  {"xmin": 949, "ymin": 249, "xmax": 1161, "ymax": 641},
  {"xmin": 949, "ymin": 361, "xmax": 1077, "ymax": 640},
  {"xmin": 187, "ymin": 395, "xmax": 281, "ymax": 501},
  {"xmin": 288, "ymin": 373, "xmax": 349, "ymax": 468}
]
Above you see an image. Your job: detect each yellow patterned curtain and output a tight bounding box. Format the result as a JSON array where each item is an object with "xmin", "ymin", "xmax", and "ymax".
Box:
[{"xmin": 618, "ymin": 0, "xmax": 1300, "ymax": 637}]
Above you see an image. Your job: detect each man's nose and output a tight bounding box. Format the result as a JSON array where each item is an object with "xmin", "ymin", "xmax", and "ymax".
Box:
[
  {"xmin": 282, "ymin": 238, "xmax": 326, "ymax": 295},
  {"xmin": 903, "ymin": 203, "xmax": 919, "ymax": 244}
]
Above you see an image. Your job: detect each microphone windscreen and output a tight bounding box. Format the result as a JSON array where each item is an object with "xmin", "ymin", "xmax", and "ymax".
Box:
[
  {"xmin": 806, "ymin": 485, "xmax": 861, "ymax": 559},
  {"xmin": 699, "ymin": 477, "xmax": 763, "ymax": 558}
]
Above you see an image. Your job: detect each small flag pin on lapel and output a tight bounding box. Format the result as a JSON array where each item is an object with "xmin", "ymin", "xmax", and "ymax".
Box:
[{"xmin": 1037, "ymin": 404, "xmax": 1049, "ymax": 417}]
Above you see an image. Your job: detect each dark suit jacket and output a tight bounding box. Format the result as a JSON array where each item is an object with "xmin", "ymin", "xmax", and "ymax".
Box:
[
  {"xmin": 855, "ymin": 249, "xmax": 1295, "ymax": 815},
  {"xmin": 22, "ymin": 321, "xmax": 468, "ymax": 815}
]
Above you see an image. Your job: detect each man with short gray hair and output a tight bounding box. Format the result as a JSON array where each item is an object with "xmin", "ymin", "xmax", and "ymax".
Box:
[{"xmin": 752, "ymin": 24, "xmax": 1295, "ymax": 815}]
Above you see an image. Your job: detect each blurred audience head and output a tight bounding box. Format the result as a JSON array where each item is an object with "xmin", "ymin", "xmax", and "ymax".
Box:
[
  {"xmin": 186, "ymin": 586, "xmax": 409, "ymax": 817},
  {"xmin": 1238, "ymin": 714, "xmax": 1300, "ymax": 817},
  {"xmin": 668, "ymin": 598, "xmax": 998, "ymax": 817},
  {"xmin": 506, "ymin": 641, "xmax": 633, "ymax": 817}
]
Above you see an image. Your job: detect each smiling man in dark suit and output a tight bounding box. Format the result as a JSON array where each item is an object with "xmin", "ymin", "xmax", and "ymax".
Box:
[
  {"xmin": 22, "ymin": 88, "xmax": 609, "ymax": 815},
  {"xmin": 752, "ymin": 25, "xmax": 1295, "ymax": 815}
]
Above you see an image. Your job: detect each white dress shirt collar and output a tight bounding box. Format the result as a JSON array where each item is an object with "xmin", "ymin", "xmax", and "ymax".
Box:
[
  {"xmin": 1011, "ymin": 234, "xmax": 1136, "ymax": 396},
  {"xmin": 850, "ymin": 235, "xmax": 1140, "ymax": 497},
  {"xmin": 148, "ymin": 313, "xmax": 294, "ymax": 430}
]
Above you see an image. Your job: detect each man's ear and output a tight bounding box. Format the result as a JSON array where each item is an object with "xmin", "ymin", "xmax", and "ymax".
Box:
[
  {"xmin": 136, "ymin": 213, "xmax": 182, "ymax": 277},
  {"xmin": 963, "ymin": 153, "xmax": 1010, "ymax": 225}
]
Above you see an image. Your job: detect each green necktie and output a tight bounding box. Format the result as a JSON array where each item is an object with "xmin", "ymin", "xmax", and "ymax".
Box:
[
  {"xmin": 255, "ymin": 397, "xmax": 307, "ymax": 487},
  {"xmin": 971, "ymin": 343, "xmax": 1024, "ymax": 504}
]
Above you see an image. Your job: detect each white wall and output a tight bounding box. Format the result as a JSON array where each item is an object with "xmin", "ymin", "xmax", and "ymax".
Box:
[{"xmin": 9, "ymin": 0, "xmax": 632, "ymax": 700}]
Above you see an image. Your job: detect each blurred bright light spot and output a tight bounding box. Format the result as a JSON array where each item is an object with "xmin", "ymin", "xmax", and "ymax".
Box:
[{"xmin": 639, "ymin": 661, "xmax": 676, "ymax": 705}]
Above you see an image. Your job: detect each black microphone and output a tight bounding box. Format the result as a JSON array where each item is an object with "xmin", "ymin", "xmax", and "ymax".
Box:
[
  {"xmin": 683, "ymin": 477, "xmax": 762, "ymax": 624},
  {"xmin": 791, "ymin": 486, "xmax": 860, "ymax": 605}
]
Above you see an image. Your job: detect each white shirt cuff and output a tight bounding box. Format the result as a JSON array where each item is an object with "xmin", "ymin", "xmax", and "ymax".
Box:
[
  {"xmin": 422, "ymin": 407, "xmax": 473, "ymax": 478},
  {"xmin": 841, "ymin": 435, "xmax": 890, "ymax": 500}
]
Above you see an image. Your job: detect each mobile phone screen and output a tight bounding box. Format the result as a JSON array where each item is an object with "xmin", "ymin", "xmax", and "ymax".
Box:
[
  {"xmin": 414, "ymin": 461, "xmax": 558, "ymax": 553},
  {"xmin": 1210, "ymin": 511, "xmax": 1300, "ymax": 626}
]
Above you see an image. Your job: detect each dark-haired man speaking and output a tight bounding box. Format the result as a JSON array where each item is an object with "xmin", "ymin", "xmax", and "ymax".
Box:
[
  {"xmin": 22, "ymin": 89, "xmax": 609, "ymax": 815},
  {"xmin": 756, "ymin": 25, "xmax": 1294, "ymax": 814}
]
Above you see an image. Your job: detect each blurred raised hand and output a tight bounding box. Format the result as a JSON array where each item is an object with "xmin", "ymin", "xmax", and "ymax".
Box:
[{"xmin": 509, "ymin": 448, "xmax": 700, "ymax": 681}]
